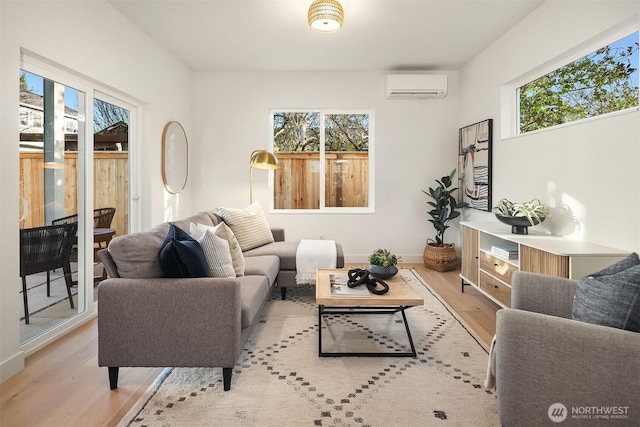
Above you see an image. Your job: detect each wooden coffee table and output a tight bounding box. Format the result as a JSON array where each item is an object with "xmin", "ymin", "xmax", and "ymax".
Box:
[{"xmin": 315, "ymin": 268, "xmax": 424, "ymax": 357}]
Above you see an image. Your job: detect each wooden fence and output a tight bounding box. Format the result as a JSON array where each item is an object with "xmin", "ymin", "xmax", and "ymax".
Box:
[
  {"xmin": 274, "ymin": 151, "xmax": 368, "ymax": 209},
  {"xmin": 19, "ymin": 152, "xmax": 129, "ymax": 236}
]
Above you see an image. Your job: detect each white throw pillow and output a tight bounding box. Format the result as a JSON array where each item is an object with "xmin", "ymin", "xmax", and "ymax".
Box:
[
  {"xmin": 217, "ymin": 201, "xmax": 274, "ymax": 251},
  {"xmin": 190, "ymin": 222, "xmax": 245, "ymax": 276},
  {"xmin": 197, "ymin": 230, "xmax": 236, "ymax": 278}
]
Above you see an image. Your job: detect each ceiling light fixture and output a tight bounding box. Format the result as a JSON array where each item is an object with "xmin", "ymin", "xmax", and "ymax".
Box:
[{"xmin": 308, "ymin": 0, "xmax": 344, "ymax": 33}]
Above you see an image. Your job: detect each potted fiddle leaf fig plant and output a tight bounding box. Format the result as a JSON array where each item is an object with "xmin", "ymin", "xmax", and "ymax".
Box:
[
  {"xmin": 422, "ymin": 168, "xmax": 468, "ymax": 271},
  {"xmin": 367, "ymin": 248, "xmax": 401, "ymax": 279}
]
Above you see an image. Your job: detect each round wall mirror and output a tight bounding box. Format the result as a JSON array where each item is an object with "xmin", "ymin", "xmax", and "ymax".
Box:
[{"xmin": 161, "ymin": 121, "xmax": 188, "ymax": 194}]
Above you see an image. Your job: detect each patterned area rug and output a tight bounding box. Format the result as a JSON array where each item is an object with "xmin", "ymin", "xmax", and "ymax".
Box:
[{"xmin": 117, "ymin": 269, "xmax": 498, "ymax": 426}]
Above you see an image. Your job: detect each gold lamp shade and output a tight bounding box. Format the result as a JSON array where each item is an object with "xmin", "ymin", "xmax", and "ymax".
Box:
[
  {"xmin": 249, "ymin": 150, "xmax": 279, "ymax": 203},
  {"xmin": 308, "ymin": 0, "xmax": 344, "ymax": 33},
  {"xmin": 249, "ymin": 150, "xmax": 280, "ymax": 170}
]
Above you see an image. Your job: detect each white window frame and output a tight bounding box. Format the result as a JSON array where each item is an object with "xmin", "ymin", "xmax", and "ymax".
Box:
[
  {"xmin": 501, "ymin": 20, "xmax": 639, "ymax": 139},
  {"xmin": 269, "ymin": 109, "xmax": 375, "ymax": 214}
]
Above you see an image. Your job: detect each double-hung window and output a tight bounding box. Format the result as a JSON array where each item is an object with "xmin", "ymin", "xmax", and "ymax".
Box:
[{"xmin": 271, "ymin": 110, "xmax": 374, "ymax": 213}]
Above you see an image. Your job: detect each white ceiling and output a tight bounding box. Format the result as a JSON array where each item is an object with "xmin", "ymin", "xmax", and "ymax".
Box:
[{"xmin": 108, "ymin": 0, "xmax": 545, "ymax": 72}]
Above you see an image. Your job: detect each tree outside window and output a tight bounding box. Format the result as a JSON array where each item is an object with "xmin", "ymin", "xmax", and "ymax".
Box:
[{"xmin": 518, "ymin": 31, "xmax": 639, "ymax": 134}]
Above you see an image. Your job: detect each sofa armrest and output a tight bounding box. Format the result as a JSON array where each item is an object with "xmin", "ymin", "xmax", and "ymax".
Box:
[
  {"xmin": 98, "ymin": 277, "xmax": 242, "ymax": 368},
  {"xmin": 271, "ymin": 228, "xmax": 285, "ymax": 242},
  {"xmin": 97, "ymin": 248, "xmax": 119, "ymax": 278},
  {"xmin": 511, "ymin": 271, "xmax": 577, "ymax": 318},
  {"xmin": 495, "ymin": 309, "xmax": 640, "ymax": 427}
]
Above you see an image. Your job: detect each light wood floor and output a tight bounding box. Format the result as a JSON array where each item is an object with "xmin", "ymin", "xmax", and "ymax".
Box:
[{"xmin": 0, "ymin": 264, "xmax": 499, "ymax": 427}]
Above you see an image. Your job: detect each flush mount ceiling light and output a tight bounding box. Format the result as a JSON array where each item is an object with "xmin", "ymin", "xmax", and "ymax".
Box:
[{"xmin": 308, "ymin": 0, "xmax": 344, "ymax": 33}]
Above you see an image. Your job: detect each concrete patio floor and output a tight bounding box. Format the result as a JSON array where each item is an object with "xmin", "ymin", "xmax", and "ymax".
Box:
[{"xmin": 19, "ymin": 264, "xmax": 101, "ymax": 343}]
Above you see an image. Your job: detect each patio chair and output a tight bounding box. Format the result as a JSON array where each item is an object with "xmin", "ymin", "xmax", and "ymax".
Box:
[
  {"xmin": 52, "ymin": 207, "xmax": 116, "ymax": 260},
  {"xmin": 51, "ymin": 212, "xmax": 79, "ymax": 226},
  {"xmin": 52, "ymin": 207, "xmax": 116, "ymax": 230},
  {"xmin": 93, "ymin": 207, "xmax": 116, "ymax": 230},
  {"xmin": 20, "ymin": 223, "xmax": 78, "ymax": 324}
]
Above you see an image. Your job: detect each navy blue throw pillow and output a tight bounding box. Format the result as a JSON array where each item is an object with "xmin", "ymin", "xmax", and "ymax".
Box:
[{"xmin": 159, "ymin": 224, "xmax": 210, "ymax": 278}]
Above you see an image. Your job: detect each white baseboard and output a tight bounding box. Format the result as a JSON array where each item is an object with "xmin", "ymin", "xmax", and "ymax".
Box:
[{"xmin": 0, "ymin": 350, "xmax": 25, "ymax": 384}]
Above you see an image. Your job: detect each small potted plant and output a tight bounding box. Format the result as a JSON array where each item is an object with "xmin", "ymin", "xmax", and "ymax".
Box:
[
  {"xmin": 368, "ymin": 248, "xmax": 401, "ymax": 279},
  {"xmin": 422, "ymin": 168, "xmax": 468, "ymax": 271},
  {"xmin": 493, "ymin": 198, "xmax": 550, "ymax": 234}
]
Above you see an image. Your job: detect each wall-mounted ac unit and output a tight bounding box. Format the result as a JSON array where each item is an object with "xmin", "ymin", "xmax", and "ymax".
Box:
[{"xmin": 385, "ymin": 74, "xmax": 448, "ymax": 99}]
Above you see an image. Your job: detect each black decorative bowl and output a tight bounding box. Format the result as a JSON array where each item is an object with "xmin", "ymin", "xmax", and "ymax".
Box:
[
  {"xmin": 495, "ymin": 214, "xmax": 545, "ymax": 235},
  {"xmin": 367, "ymin": 264, "xmax": 398, "ymax": 279}
]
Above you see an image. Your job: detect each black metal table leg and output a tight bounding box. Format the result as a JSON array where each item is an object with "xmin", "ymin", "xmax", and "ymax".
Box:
[{"xmin": 318, "ymin": 305, "xmax": 417, "ymax": 357}]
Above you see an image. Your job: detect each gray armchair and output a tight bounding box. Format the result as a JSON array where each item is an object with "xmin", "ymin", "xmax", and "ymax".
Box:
[{"xmin": 493, "ymin": 271, "xmax": 640, "ymax": 426}]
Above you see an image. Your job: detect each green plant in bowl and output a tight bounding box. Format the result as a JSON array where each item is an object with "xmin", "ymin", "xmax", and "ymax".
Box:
[
  {"xmin": 368, "ymin": 248, "xmax": 400, "ymax": 267},
  {"xmin": 367, "ymin": 249, "xmax": 400, "ymax": 279},
  {"xmin": 493, "ymin": 198, "xmax": 551, "ymax": 234}
]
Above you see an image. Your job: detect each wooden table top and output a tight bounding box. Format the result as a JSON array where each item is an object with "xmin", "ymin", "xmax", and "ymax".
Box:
[{"xmin": 315, "ymin": 268, "xmax": 424, "ymax": 306}]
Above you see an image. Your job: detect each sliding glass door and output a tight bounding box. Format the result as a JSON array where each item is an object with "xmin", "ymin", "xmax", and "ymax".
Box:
[
  {"xmin": 19, "ymin": 69, "xmax": 86, "ymax": 342},
  {"xmin": 92, "ymin": 94, "xmax": 131, "ymax": 301},
  {"xmin": 18, "ymin": 59, "xmax": 137, "ymax": 348}
]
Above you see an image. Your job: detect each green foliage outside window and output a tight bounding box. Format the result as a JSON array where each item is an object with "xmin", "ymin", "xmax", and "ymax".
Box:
[
  {"xmin": 519, "ymin": 32, "xmax": 639, "ymax": 134},
  {"xmin": 325, "ymin": 114, "xmax": 369, "ymax": 151}
]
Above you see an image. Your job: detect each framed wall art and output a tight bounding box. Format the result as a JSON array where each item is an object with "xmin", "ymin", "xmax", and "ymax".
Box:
[{"xmin": 458, "ymin": 119, "xmax": 492, "ymax": 212}]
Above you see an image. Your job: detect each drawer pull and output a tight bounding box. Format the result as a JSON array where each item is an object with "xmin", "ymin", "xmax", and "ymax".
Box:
[
  {"xmin": 494, "ymin": 285, "xmax": 499, "ymax": 289},
  {"xmin": 494, "ymin": 263, "xmax": 499, "ymax": 267}
]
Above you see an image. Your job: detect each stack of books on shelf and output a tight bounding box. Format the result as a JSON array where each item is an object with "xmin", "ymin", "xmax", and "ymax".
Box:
[{"xmin": 491, "ymin": 245, "xmax": 519, "ymax": 261}]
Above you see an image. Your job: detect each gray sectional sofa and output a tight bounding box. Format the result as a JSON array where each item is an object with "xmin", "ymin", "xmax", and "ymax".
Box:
[{"xmin": 97, "ymin": 210, "xmax": 343, "ymax": 391}]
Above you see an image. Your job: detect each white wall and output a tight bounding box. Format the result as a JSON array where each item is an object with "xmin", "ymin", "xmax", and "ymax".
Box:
[
  {"xmin": 0, "ymin": 0, "xmax": 193, "ymax": 382},
  {"xmin": 459, "ymin": 0, "xmax": 640, "ymax": 252},
  {"xmin": 190, "ymin": 71, "xmax": 461, "ymax": 262}
]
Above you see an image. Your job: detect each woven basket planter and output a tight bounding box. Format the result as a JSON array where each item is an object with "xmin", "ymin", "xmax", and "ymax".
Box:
[{"xmin": 423, "ymin": 241, "xmax": 458, "ymax": 272}]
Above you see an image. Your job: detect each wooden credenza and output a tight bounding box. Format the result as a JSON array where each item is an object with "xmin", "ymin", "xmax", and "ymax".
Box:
[{"xmin": 460, "ymin": 221, "xmax": 628, "ymax": 308}]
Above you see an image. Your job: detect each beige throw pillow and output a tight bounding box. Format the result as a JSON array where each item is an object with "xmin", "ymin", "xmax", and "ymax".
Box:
[
  {"xmin": 197, "ymin": 230, "xmax": 236, "ymax": 278},
  {"xmin": 217, "ymin": 201, "xmax": 274, "ymax": 251},
  {"xmin": 190, "ymin": 222, "xmax": 245, "ymax": 276}
]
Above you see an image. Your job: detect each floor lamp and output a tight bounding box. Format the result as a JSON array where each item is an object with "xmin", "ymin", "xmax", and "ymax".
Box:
[{"xmin": 249, "ymin": 150, "xmax": 279, "ymax": 203}]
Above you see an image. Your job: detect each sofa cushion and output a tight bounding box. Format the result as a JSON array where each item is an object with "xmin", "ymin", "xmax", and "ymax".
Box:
[
  {"xmin": 244, "ymin": 255, "xmax": 280, "ymax": 285},
  {"xmin": 244, "ymin": 241, "xmax": 346, "ymax": 272},
  {"xmin": 238, "ymin": 275, "xmax": 270, "ymax": 329},
  {"xmin": 217, "ymin": 201, "xmax": 274, "ymax": 251},
  {"xmin": 572, "ymin": 253, "xmax": 640, "ymax": 332},
  {"xmin": 204, "ymin": 211, "xmax": 224, "ymax": 226},
  {"xmin": 169, "ymin": 212, "xmax": 215, "ymax": 234},
  {"xmin": 108, "ymin": 231, "xmax": 164, "ymax": 278},
  {"xmin": 197, "ymin": 230, "xmax": 236, "ymax": 278},
  {"xmin": 191, "ymin": 222, "xmax": 245, "ymax": 276},
  {"xmin": 244, "ymin": 241, "xmax": 299, "ymax": 270},
  {"xmin": 159, "ymin": 224, "xmax": 210, "ymax": 278}
]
